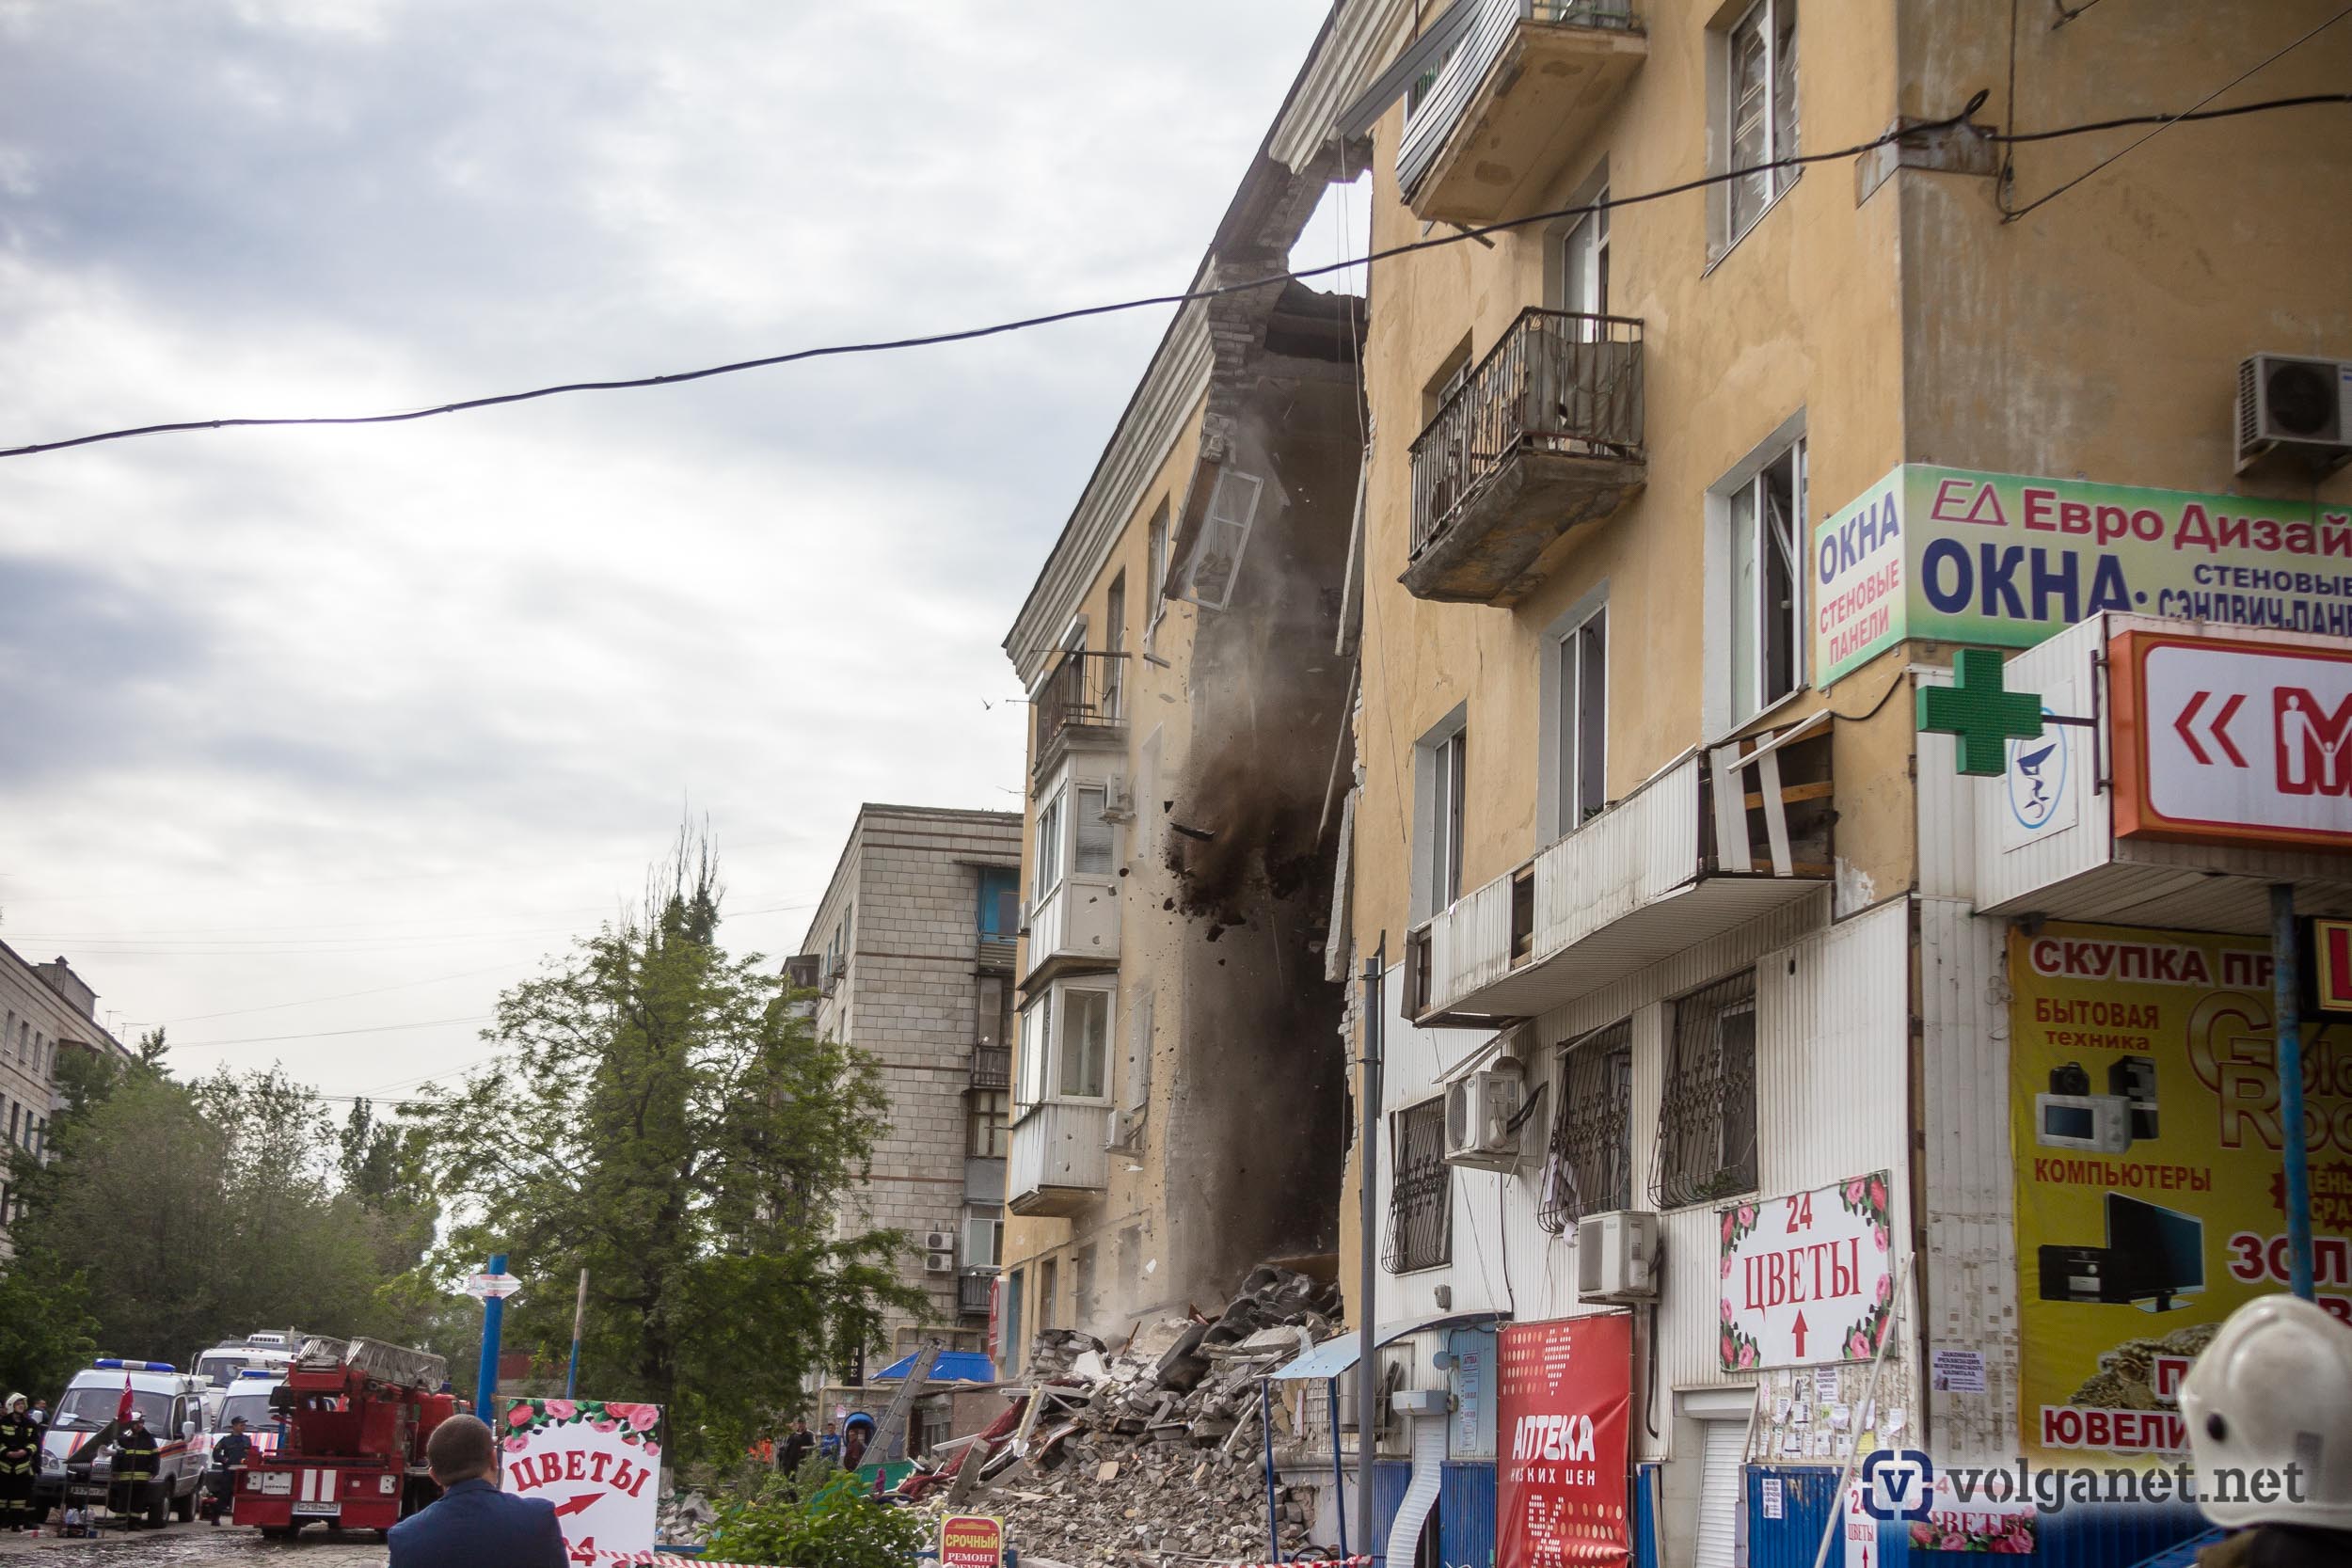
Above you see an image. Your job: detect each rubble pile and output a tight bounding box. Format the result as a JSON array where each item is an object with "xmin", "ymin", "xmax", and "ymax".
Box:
[{"xmin": 913, "ymin": 1266, "xmax": 1343, "ymax": 1568}]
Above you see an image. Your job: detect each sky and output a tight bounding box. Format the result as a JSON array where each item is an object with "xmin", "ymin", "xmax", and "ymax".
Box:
[{"xmin": 0, "ymin": 0, "xmax": 1359, "ymax": 1102}]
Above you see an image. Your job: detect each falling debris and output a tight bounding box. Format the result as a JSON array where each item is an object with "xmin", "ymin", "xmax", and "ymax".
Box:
[{"xmin": 1170, "ymin": 821, "xmax": 1218, "ymax": 843}]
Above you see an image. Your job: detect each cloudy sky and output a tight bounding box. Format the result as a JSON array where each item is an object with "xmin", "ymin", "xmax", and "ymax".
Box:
[{"xmin": 0, "ymin": 0, "xmax": 1355, "ymax": 1101}]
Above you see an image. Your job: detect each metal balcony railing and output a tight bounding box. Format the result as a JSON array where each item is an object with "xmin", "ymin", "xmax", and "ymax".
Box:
[
  {"xmin": 970, "ymin": 1046, "xmax": 1012, "ymax": 1092},
  {"xmin": 1408, "ymin": 309, "xmax": 1645, "ymax": 561},
  {"xmin": 1032, "ymin": 650, "xmax": 1127, "ymax": 764},
  {"xmin": 957, "ymin": 1272, "xmax": 995, "ymax": 1318}
]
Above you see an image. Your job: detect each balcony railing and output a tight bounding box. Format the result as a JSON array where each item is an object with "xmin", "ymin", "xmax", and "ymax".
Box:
[
  {"xmin": 970, "ymin": 1045, "xmax": 1012, "ymax": 1091},
  {"xmin": 957, "ymin": 1272, "xmax": 995, "ymax": 1318},
  {"xmin": 1032, "ymin": 650, "xmax": 1127, "ymax": 768},
  {"xmin": 1405, "ymin": 309, "xmax": 1645, "ymax": 604}
]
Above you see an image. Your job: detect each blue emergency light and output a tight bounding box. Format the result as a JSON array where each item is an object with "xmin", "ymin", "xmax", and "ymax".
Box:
[
  {"xmin": 236, "ymin": 1369, "xmax": 277, "ymax": 1380},
  {"xmin": 92, "ymin": 1359, "xmax": 176, "ymax": 1372}
]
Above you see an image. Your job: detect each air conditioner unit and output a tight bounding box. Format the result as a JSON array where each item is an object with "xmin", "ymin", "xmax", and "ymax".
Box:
[
  {"xmin": 924, "ymin": 1229, "xmax": 957, "ymax": 1254},
  {"xmin": 1443, "ymin": 1060, "xmax": 1527, "ymax": 1171},
  {"xmin": 2236, "ymin": 354, "xmax": 2352, "ymax": 474},
  {"xmin": 1575, "ymin": 1210, "xmax": 1661, "ymax": 1303},
  {"xmin": 924, "ymin": 1251, "xmax": 956, "ymax": 1275},
  {"xmin": 1100, "ymin": 786, "xmax": 1136, "ymax": 824}
]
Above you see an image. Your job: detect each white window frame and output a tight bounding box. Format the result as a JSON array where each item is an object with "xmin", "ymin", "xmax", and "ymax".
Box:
[
  {"xmin": 1703, "ymin": 416, "xmax": 1808, "ymax": 738},
  {"xmin": 1536, "ymin": 580, "xmax": 1611, "ymax": 845},
  {"xmin": 1144, "ymin": 500, "xmax": 1171, "ymax": 638},
  {"xmin": 1409, "ymin": 705, "xmax": 1470, "ymax": 923},
  {"xmin": 1034, "ymin": 787, "xmax": 1066, "ymax": 897},
  {"xmin": 1018, "ymin": 983, "xmax": 1116, "ymax": 1113},
  {"xmin": 1710, "ymin": 0, "xmax": 1800, "ymax": 260},
  {"xmin": 1054, "ymin": 985, "xmax": 1115, "ymax": 1103}
]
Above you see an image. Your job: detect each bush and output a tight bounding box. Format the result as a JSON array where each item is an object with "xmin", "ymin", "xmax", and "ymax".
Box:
[{"xmin": 705, "ymin": 1463, "xmax": 928, "ymax": 1568}]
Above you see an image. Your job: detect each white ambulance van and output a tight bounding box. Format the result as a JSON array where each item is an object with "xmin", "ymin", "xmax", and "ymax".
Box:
[{"xmin": 35, "ymin": 1358, "xmax": 209, "ymax": 1527}]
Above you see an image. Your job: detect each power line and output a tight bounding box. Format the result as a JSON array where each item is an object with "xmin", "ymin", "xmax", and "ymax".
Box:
[
  {"xmin": 2002, "ymin": 7, "xmax": 2352, "ymax": 221},
  {"xmin": 170, "ymin": 1013, "xmax": 495, "ymax": 1052}
]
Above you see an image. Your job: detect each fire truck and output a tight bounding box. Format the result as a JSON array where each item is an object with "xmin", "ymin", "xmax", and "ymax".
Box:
[{"xmin": 230, "ymin": 1335, "xmax": 455, "ymax": 1540}]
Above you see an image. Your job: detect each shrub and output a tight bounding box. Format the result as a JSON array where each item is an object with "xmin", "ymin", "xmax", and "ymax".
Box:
[{"xmin": 705, "ymin": 1463, "xmax": 928, "ymax": 1568}]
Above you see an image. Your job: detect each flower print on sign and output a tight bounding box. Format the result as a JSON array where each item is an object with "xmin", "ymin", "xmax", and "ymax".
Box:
[
  {"xmin": 501, "ymin": 1398, "xmax": 665, "ymax": 1561},
  {"xmin": 1719, "ymin": 1173, "xmax": 1899, "ymax": 1370}
]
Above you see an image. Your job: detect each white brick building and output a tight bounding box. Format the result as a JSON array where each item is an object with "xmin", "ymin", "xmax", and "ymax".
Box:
[{"xmin": 0, "ymin": 942, "xmax": 128, "ymax": 1253}]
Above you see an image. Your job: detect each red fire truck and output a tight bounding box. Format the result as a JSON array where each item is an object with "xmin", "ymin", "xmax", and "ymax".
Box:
[{"xmin": 231, "ymin": 1335, "xmax": 455, "ymax": 1540}]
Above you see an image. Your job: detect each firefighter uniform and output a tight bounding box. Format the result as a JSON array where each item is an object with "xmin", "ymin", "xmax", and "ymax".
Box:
[
  {"xmin": 111, "ymin": 1418, "xmax": 158, "ymax": 1526},
  {"xmin": 0, "ymin": 1396, "xmax": 37, "ymax": 1529}
]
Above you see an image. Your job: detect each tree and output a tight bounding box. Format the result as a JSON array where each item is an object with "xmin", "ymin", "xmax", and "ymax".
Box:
[
  {"xmin": 0, "ymin": 1253, "xmax": 100, "ymax": 1406},
  {"xmin": 411, "ymin": 831, "xmax": 919, "ymax": 1469},
  {"xmin": 134, "ymin": 1027, "xmax": 169, "ymax": 1073}
]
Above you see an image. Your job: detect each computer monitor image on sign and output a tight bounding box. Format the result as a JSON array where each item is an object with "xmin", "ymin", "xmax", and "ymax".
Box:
[{"xmin": 2106, "ymin": 1193, "xmax": 2203, "ymax": 1313}]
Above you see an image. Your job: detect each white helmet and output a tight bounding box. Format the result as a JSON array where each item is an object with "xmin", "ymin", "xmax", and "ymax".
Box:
[{"xmin": 2179, "ymin": 1293, "xmax": 2352, "ymax": 1531}]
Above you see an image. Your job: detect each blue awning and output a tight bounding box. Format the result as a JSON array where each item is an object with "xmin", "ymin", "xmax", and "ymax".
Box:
[
  {"xmin": 873, "ymin": 1350, "xmax": 997, "ymax": 1385},
  {"xmin": 1269, "ymin": 1311, "xmax": 1504, "ymax": 1380}
]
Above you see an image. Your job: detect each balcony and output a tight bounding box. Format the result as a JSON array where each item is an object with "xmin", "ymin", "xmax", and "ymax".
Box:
[
  {"xmin": 1399, "ymin": 1, "xmax": 1646, "ymax": 228},
  {"xmin": 970, "ymin": 1045, "xmax": 1012, "ymax": 1091},
  {"xmin": 1007, "ymin": 1100, "xmax": 1112, "ymax": 1217},
  {"xmin": 1023, "ymin": 875, "xmax": 1120, "ymax": 986},
  {"xmin": 1403, "ymin": 309, "xmax": 1645, "ymax": 606},
  {"xmin": 1032, "ymin": 649, "xmax": 1127, "ymax": 776},
  {"xmin": 957, "ymin": 1271, "xmax": 996, "ymax": 1319},
  {"xmin": 1406, "ymin": 715, "xmax": 1831, "ymax": 1025}
]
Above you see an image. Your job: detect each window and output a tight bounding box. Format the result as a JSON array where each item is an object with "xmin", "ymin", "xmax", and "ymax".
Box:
[
  {"xmin": 1073, "ymin": 784, "xmax": 1114, "ymax": 875},
  {"xmin": 1057, "ymin": 989, "xmax": 1111, "ymax": 1101},
  {"xmin": 1537, "ymin": 1021, "xmax": 1633, "ymax": 1233},
  {"xmin": 967, "ymin": 1090, "xmax": 1009, "ymax": 1158},
  {"xmin": 1428, "ymin": 728, "xmax": 1467, "ymax": 913},
  {"xmin": 1144, "ymin": 502, "xmax": 1170, "ymax": 629},
  {"xmin": 976, "ymin": 974, "xmax": 1012, "ymax": 1051},
  {"xmin": 977, "ymin": 866, "xmax": 1021, "ymax": 936},
  {"xmin": 1549, "ymin": 603, "xmax": 1607, "ymax": 835},
  {"xmin": 1035, "ymin": 790, "xmax": 1065, "ymax": 894},
  {"xmin": 1727, "ymin": 436, "xmax": 1806, "ymax": 725},
  {"xmin": 1651, "ymin": 971, "xmax": 1759, "ymax": 1208},
  {"xmin": 1423, "ymin": 337, "xmax": 1472, "ymax": 423},
  {"xmin": 1560, "ymin": 194, "xmax": 1609, "ymax": 329},
  {"xmin": 965, "ymin": 1216, "xmax": 1004, "ymax": 1269},
  {"xmin": 1384, "ymin": 1098, "xmax": 1452, "ymax": 1273},
  {"xmin": 1183, "ymin": 468, "xmax": 1263, "ymax": 611},
  {"xmin": 1016, "ymin": 1001, "xmax": 1050, "ymax": 1109},
  {"xmin": 1001, "ymin": 1269, "xmax": 1025, "ymax": 1374},
  {"xmin": 1724, "ymin": 0, "xmax": 1798, "ymax": 243},
  {"xmin": 1038, "ymin": 1258, "xmax": 1057, "ymax": 1331},
  {"xmin": 1103, "ymin": 572, "xmax": 1126, "ymax": 719}
]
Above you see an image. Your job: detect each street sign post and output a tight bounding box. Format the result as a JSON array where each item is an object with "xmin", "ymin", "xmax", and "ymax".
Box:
[{"xmin": 470, "ymin": 1254, "xmax": 518, "ymax": 1417}]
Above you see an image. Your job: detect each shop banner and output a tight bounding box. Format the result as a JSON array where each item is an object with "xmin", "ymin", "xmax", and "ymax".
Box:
[
  {"xmin": 1720, "ymin": 1174, "xmax": 1895, "ymax": 1370},
  {"xmin": 941, "ymin": 1514, "xmax": 1006, "ymax": 1568},
  {"xmin": 1813, "ymin": 465, "xmax": 2352, "ymax": 688},
  {"xmin": 1498, "ymin": 1315, "xmax": 1632, "ymax": 1568},
  {"xmin": 2010, "ymin": 923, "xmax": 2352, "ymax": 1461},
  {"xmin": 501, "ymin": 1398, "xmax": 664, "ymax": 1563}
]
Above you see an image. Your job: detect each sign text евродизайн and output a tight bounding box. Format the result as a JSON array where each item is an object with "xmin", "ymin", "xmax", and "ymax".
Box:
[{"xmin": 1814, "ymin": 466, "xmax": 2352, "ymax": 688}]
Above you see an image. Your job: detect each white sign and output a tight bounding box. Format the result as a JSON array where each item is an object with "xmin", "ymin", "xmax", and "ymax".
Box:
[
  {"xmin": 466, "ymin": 1272, "xmax": 524, "ymax": 1300},
  {"xmin": 1930, "ymin": 1350, "xmax": 1987, "ymax": 1394},
  {"xmin": 501, "ymin": 1399, "xmax": 663, "ymax": 1564},
  {"xmin": 2117, "ymin": 631, "xmax": 2352, "ymax": 849},
  {"xmin": 1719, "ymin": 1174, "xmax": 1895, "ymax": 1370},
  {"xmin": 1761, "ymin": 1476, "xmax": 1784, "ymax": 1520}
]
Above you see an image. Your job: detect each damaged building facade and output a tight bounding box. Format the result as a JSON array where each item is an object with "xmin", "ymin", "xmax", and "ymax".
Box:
[
  {"xmin": 995, "ymin": 65, "xmax": 1371, "ymax": 1366},
  {"xmin": 1315, "ymin": 4, "xmax": 2352, "ymax": 1568}
]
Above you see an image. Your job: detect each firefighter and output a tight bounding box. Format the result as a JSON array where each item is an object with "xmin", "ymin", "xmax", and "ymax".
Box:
[
  {"xmin": 2181, "ymin": 1293, "xmax": 2352, "ymax": 1566},
  {"xmin": 0, "ymin": 1393, "xmax": 38, "ymax": 1530},
  {"xmin": 111, "ymin": 1410, "xmax": 159, "ymax": 1528}
]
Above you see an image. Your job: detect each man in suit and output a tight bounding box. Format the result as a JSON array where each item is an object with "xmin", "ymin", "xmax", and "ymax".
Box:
[{"xmin": 389, "ymin": 1415, "xmax": 564, "ymax": 1568}]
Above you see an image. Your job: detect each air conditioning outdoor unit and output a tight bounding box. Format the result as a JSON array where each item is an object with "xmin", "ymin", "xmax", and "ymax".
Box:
[
  {"xmin": 1101, "ymin": 786, "xmax": 1136, "ymax": 824},
  {"xmin": 2236, "ymin": 354, "xmax": 2352, "ymax": 474},
  {"xmin": 923, "ymin": 1229, "xmax": 957, "ymax": 1254},
  {"xmin": 924, "ymin": 1251, "xmax": 956, "ymax": 1275},
  {"xmin": 1443, "ymin": 1060, "xmax": 1527, "ymax": 1171},
  {"xmin": 1575, "ymin": 1210, "xmax": 1661, "ymax": 1303}
]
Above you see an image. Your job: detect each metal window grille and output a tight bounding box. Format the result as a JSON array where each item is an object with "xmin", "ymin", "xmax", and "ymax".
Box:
[
  {"xmin": 1536, "ymin": 1020, "xmax": 1633, "ymax": 1234},
  {"xmin": 1649, "ymin": 972, "xmax": 1759, "ymax": 1209},
  {"xmin": 1384, "ymin": 1097, "xmax": 1453, "ymax": 1273}
]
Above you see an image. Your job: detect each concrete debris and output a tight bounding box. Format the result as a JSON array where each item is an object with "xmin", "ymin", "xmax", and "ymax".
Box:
[{"xmin": 909, "ymin": 1266, "xmax": 1343, "ymax": 1568}]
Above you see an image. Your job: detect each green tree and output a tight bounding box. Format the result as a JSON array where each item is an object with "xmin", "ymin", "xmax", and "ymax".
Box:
[
  {"xmin": 133, "ymin": 1027, "xmax": 169, "ymax": 1073},
  {"xmin": 0, "ymin": 1253, "xmax": 100, "ymax": 1406},
  {"xmin": 412, "ymin": 832, "xmax": 918, "ymax": 1469}
]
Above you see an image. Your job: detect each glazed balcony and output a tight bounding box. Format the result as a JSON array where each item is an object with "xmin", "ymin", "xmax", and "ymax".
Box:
[
  {"xmin": 1405, "ymin": 715, "xmax": 1831, "ymax": 1026},
  {"xmin": 1007, "ymin": 1100, "xmax": 1112, "ymax": 1218},
  {"xmin": 1404, "ymin": 309, "xmax": 1645, "ymax": 606},
  {"xmin": 1399, "ymin": 0, "xmax": 1646, "ymax": 227}
]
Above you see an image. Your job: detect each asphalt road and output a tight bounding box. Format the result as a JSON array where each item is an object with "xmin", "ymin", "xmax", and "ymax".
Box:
[{"xmin": 0, "ymin": 1520, "xmax": 387, "ymax": 1563}]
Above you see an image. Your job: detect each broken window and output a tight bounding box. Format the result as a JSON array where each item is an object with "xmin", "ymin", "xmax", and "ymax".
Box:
[
  {"xmin": 1725, "ymin": 0, "xmax": 1799, "ymax": 243},
  {"xmin": 1651, "ymin": 971, "xmax": 1759, "ymax": 1209},
  {"xmin": 1183, "ymin": 467, "xmax": 1263, "ymax": 611},
  {"xmin": 1536, "ymin": 1020, "xmax": 1633, "ymax": 1234},
  {"xmin": 1384, "ymin": 1097, "xmax": 1452, "ymax": 1274}
]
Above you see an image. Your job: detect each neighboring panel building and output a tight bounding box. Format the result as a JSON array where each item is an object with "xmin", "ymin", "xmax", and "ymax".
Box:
[
  {"xmin": 0, "ymin": 942, "xmax": 128, "ymax": 1252},
  {"xmin": 1314, "ymin": 4, "xmax": 2352, "ymax": 1568},
  {"xmin": 995, "ymin": 46, "xmax": 1371, "ymax": 1361},
  {"xmin": 790, "ymin": 805, "xmax": 1024, "ymax": 1372}
]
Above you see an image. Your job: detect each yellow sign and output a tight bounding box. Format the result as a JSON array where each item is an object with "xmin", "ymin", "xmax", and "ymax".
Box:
[{"xmin": 2009, "ymin": 922, "xmax": 2352, "ymax": 1461}]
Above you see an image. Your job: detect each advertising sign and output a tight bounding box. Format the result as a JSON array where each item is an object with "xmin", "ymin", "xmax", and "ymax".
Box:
[
  {"xmin": 1812, "ymin": 465, "xmax": 2352, "ymax": 689},
  {"xmin": 1719, "ymin": 1174, "xmax": 1895, "ymax": 1370},
  {"xmin": 1498, "ymin": 1315, "xmax": 1631, "ymax": 1567},
  {"xmin": 941, "ymin": 1513, "xmax": 1006, "ymax": 1568},
  {"xmin": 2108, "ymin": 629, "xmax": 2352, "ymax": 848},
  {"xmin": 501, "ymin": 1398, "xmax": 664, "ymax": 1563},
  {"xmin": 2009, "ymin": 923, "xmax": 2352, "ymax": 1461},
  {"xmin": 2315, "ymin": 918, "xmax": 2352, "ymax": 1016}
]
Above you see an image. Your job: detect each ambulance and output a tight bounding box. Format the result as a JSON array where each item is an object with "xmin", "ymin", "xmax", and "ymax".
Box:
[{"xmin": 35, "ymin": 1358, "xmax": 210, "ymax": 1527}]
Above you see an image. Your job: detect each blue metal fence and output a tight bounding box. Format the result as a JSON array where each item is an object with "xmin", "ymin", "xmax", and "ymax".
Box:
[{"xmin": 1438, "ymin": 1462, "xmax": 1498, "ymax": 1568}]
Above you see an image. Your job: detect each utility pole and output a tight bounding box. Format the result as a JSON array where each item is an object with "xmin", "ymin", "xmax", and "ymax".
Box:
[
  {"xmin": 1356, "ymin": 945, "xmax": 1384, "ymax": 1568},
  {"xmin": 564, "ymin": 1268, "xmax": 589, "ymax": 1400}
]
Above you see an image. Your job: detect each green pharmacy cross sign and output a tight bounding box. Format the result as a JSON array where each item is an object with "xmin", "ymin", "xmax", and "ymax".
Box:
[{"xmin": 1918, "ymin": 647, "xmax": 2046, "ymax": 776}]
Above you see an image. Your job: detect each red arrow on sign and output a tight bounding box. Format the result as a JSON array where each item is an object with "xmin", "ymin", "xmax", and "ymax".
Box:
[
  {"xmin": 1791, "ymin": 1310, "xmax": 1809, "ymax": 1359},
  {"xmin": 2173, "ymin": 689, "xmax": 2249, "ymax": 768}
]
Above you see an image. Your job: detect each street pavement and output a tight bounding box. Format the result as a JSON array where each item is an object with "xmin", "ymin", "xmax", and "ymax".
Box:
[{"xmin": 0, "ymin": 1520, "xmax": 386, "ymax": 1562}]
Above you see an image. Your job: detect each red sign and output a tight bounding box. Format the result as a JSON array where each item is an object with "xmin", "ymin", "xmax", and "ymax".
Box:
[
  {"xmin": 2316, "ymin": 918, "xmax": 2352, "ymax": 1016},
  {"xmin": 940, "ymin": 1514, "xmax": 1005, "ymax": 1568},
  {"xmin": 1498, "ymin": 1316, "xmax": 1632, "ymax": 1568},
  {"xmin": 2110, "ymin": 629, "xmax": 2352, "ymax": 848}
]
